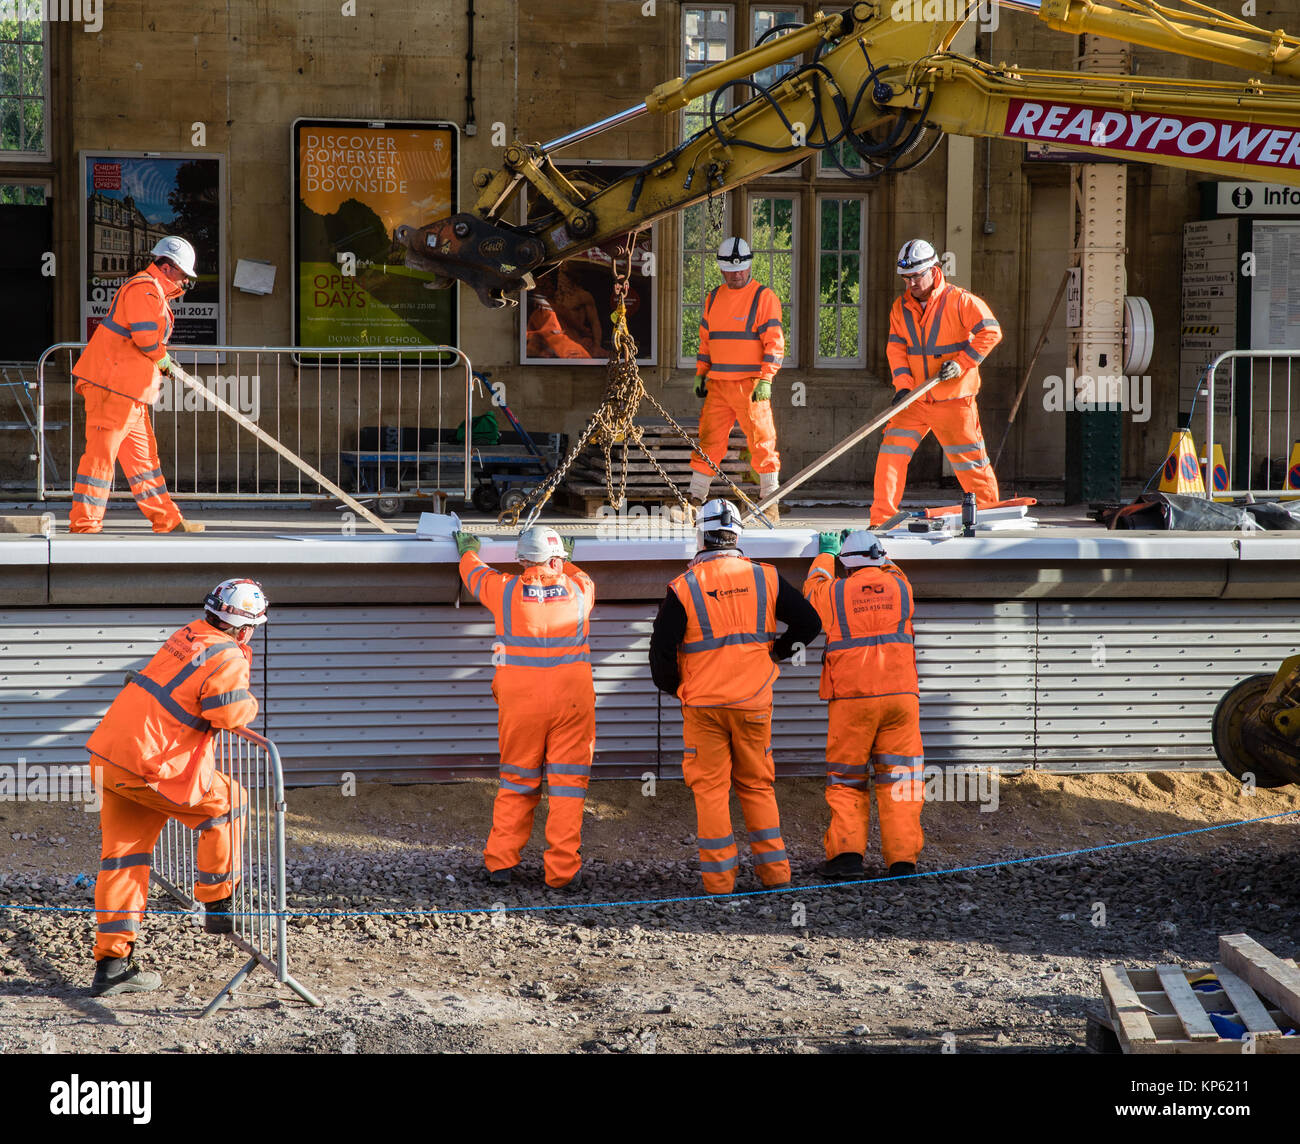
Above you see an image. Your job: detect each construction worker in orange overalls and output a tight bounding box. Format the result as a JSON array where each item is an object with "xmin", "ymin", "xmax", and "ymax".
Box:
[
  {"xmin": 803, "ymin": 529, "xmax": 924, "ymax": 880},
  {"xmin": 689, "ymin": 238, "xmax": 785, "ymax": 524},
  {"xmin": 70, "ymin": 235, "xmax": 205, "ymax": 535},
  {"xmin": 456, "ymin": 525, "xmax": 596, "ymax": 890},
  {"xmin": 87, "ymin": 578, "xmax": 267, "ymax": 996},
  {"xmin": 525, "ymin": 292, "xmax": 592, "ymax": 359},
  {"xmin": 870, "ymin": 239, "xmax": 1003, "ymax": 527},
  {"xmin": 649, "ymin": 500, "xmax": 822, "ymax": 894}
]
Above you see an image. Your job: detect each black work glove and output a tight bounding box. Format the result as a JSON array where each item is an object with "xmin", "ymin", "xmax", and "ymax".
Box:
[{"xmin": 891, "ymin": 388, "xmax": 911, "ymax": 406}]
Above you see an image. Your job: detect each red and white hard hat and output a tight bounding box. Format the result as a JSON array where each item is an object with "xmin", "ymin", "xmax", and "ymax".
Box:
[
  {"xmin": 516, "ymin": 526, "xmax": 565, "ymax": 563},
  {"xmin": 204, "ymin": 578, "xmax": 269, "ymax": 627},
  {"xmin": 152, "ymin": 235, "xmax": 198, "ymax": 278}
]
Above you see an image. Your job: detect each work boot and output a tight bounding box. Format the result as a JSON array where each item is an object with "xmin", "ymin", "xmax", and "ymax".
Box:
[
  {"xmin": 887, "ymin": 861, "xmax": 917, "ymax": 879},
  {"xmin": 818, "ymin": 852, "xmax": 865, "ymax": 880},
  {"xmin": 173, "ymin": 519, "xmax": 205, "ymax": 533},
  {"xmin": 546, "ymin": 872, "xmax": 587, "ymax": 894},
  {"xmin": 486, "ymin": 865, "xmax": 515, "ymax": 886},
  {"xmin": 91, "ymin": 948, "xmax": 162, "ymax": 997},
  {"xmin": 204, "ymin": 896, "xmax": 234, "ymax": 934},
  {"xmin": 758, "ymin": 474, "xmax": 780, "ymax": 525}
]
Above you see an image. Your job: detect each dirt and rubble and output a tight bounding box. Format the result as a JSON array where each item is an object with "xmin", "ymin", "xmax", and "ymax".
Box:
[{"xmin": 0, "ymin": 770, "xmax": 1297, "ymax": 1055}]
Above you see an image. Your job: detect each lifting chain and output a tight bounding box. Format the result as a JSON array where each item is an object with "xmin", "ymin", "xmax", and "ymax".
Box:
[{"xmin": 501, "ymin": 218, "xmax": 770, "ymax": 530}]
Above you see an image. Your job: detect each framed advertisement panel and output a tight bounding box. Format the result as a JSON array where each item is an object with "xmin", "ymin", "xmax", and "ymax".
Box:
[
  {"xmin": 520, "ymin": 160, "xmax": 657, "ymax": 366},
  {"xmin": 80, "ymin": 152, "xmax": 226, "ymax": 357},
  {"xmin": 292, "ymin": 118, "xmax": 458, "ymax": 354}
]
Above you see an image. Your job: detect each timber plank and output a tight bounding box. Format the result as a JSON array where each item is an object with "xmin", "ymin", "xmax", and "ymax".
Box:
[
  {"xmin": 1210, "ymin": 965, "xmax": 1282, "ymax": 1037},
  {"xmin": 1219, "ymin": 934, "xmax": 1300, "ymax": 1027},
  {"xmin": 1156, "ymin": 965, "xmax": 1218, "ymax": 1040},
  {"xmin": 1101, "ymin": 966, "xmax": 1158, "ymax": 1050}
]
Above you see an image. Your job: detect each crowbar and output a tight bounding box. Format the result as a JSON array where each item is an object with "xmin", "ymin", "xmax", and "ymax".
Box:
[
  {"xmin": 748, "ymin": 373, "xmax": 944, "ymax": 522},
  {"xmin": 168, "ymin": 363, "xmax": 397, "ymax": 535}
]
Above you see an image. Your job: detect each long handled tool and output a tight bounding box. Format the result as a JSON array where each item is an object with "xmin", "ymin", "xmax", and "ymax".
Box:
[
  {"xmin": 168, "ymin": 364, "xmax": 397, "ymax": 534},
  {"xmin": 992, "ymin": 268, "xmax": 1072, "ymax": 471},
  {"xmin": 748, "ymin": 373, "xmax": 944, "ymax": 522}
]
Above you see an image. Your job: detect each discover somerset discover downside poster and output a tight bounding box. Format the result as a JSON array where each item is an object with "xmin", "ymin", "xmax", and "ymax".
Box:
[{"xmin": 292, "ymin": 119, "xmax": 458, "ymax": 353}]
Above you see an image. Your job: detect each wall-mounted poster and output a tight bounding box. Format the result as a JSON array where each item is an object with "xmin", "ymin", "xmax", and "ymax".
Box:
[
  {"xmin": 520, "ymin": 160, "xmax": 657, "ymax": 366},
  {"xmin": 292, "ymin": 119, "xmax": 458, "ymax": 353},
  {"xmin": 80, "ymin": 152, "xmax": 225, "ymax": 353}
]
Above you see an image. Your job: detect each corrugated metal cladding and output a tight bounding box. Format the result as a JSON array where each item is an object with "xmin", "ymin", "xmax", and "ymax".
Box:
[{"xmin": 1, "ymin": 600, "xmax": 1293, "ymax": 783}]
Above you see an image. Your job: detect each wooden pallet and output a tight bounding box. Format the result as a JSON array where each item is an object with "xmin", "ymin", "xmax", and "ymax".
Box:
[
  {"xmin": 568, "ymin": 419, "xmax": 751, "ymax": 490},
  {"xmin": 1099, "ymin": 935, "xmax": 1300, "ymax": 1054},
  {"xmin": 559, "ymin": 479, "xmax": 758, "ymax": 519}
]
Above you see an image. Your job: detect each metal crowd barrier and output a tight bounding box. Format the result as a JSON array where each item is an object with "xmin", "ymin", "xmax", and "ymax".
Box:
[
  {"xmin": 150, "ymin": 724, "xmax": 321, "ymax": 1018},
  {"xmin": 35, "ymin": 344, "xmax": 475, "ymax": 509},
  {"xmin": 1203, "ymin": 350, "xmax": 1300, "ymax": 499},
  {"xmin": 0, "ymin": 361, "xmax": 62, "ymax": 491}
]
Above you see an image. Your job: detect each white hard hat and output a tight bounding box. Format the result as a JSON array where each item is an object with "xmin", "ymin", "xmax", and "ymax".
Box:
[
  {"xmin": 716, "ymin": 236, "xmax": 752, "ymax": 272},
  {"xmin": 516, "ymin": 526, "xmax": 565, "ymax": 564},
  {"xmin": 840, "ymin": 530, "xmax": 888, "ymax": 568},
  {"xmin": 152, "ymin": 235, "xmax": 198, "ymax": 278},
  {"xmin": 897, "ymin": 238, "xmax": 939, "ymax": 277},
  {"xmin": 695, "ymin": 498, "xmax": 744, "ymax": 552},
  {"xmin": 204, "ymin": 578, "xmax": 269, "ymax": 628}
]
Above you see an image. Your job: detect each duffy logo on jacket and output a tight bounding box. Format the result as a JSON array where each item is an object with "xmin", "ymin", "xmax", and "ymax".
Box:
[{"xmin": 522, "ymin": 584, "xmax": 569, "ymax": 600}]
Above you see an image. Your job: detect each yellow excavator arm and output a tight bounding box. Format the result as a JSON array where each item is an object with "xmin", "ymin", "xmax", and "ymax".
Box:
[{"xmin": 404, "ymin": 0, "xmax": 1300, "ymax": 306}]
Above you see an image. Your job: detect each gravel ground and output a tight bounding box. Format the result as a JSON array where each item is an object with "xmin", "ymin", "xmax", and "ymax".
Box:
[{"xmin": 1, "ymin": 771, "xmax": 1297, "ymax": 1055}]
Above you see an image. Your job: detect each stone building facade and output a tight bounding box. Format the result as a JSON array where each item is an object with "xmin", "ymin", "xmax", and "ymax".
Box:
[{"xmin": 8, "ymin": 1, "xmax": 1273, "ymax": 492}]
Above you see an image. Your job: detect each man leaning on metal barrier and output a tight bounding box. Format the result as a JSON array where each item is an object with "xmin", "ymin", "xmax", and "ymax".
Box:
[{"xmin": 85, "ymin": 578, "xmax": 268, "ymax": 996}]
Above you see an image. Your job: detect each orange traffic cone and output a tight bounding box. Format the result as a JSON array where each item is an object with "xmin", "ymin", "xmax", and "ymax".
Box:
[
  {"xmin": 1159, "ymin": 430, "xmax": 1205, "ymax": 495},
  {"xmin": 1283, "ymin": 441, "xmax": 1300, "ymax": 501},
  {"xmin": 1203, "ymin": 444, "xmax": 1230, "ymax": 502}
]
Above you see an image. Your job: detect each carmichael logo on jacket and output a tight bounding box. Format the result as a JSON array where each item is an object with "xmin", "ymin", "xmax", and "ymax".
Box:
[{"xmin": 705, "ymin": 585, "xmax": 749, "ymax": 600}]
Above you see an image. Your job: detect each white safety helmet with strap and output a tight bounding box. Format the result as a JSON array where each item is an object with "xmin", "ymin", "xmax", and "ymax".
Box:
[
  {"xmin": 695, "ymin": 497, "xmax": 744, "ymax": 552},
  {"xmin": 716, "ymin": 236, "xmax": 752, "ymax": 272},
  {"xmin": 151, "ymin": 235, "xmax": 198, "ymax": 279},
  {"xmin": 204, "ymin": 578, "xmax": 269, "ymax": 628},
  {"xmin": 896, "ymin": 238, "xmax": 939, "ymax": 277},
  {"xmin": 840, "ymin": 529, "xmax": 888, "ymax": 568},
  {"xmin": 516, "ymin": 525, "xmax": 566, "ymax": 564}
]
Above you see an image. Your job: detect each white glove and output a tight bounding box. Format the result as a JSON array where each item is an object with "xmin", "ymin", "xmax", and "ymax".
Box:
[{"xmin": 938, "ymin": 361, "xmax": 962, "ymax": 382}]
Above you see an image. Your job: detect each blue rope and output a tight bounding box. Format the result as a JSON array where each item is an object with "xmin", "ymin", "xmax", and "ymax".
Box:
[{"xmin": 2, "ymin": 808, "xmax": 1295, "ymax": 920}]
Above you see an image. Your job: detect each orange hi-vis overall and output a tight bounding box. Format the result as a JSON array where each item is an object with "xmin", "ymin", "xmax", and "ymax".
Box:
[
  {"xmin": 803, "ymin": 553, "xmax": 925, "ymax": 866},
  {"xmin": 692, "ymin": 278, "xmax": 784, "ymax": 478},
  {"xmin": 461, "ymin": 551, "xmax": 597, "ymax": 888},
  {"xmin": 526, "ymin": 295, "xmax": 590, "ymax": 359},
  {"xmin": 670, "ymin": 552, "xmax": 790, "ymax": 893},
  {"xmin": 871, "ymin": 269, "xmax": 1003, "ymax": 525},
  {"xmin": 88, "ymin": 620, "xmax": 257, "ymax": 960},
  {"xmin": 70, "ymin": 264, "xmax": 183, "ymax": 533}
]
